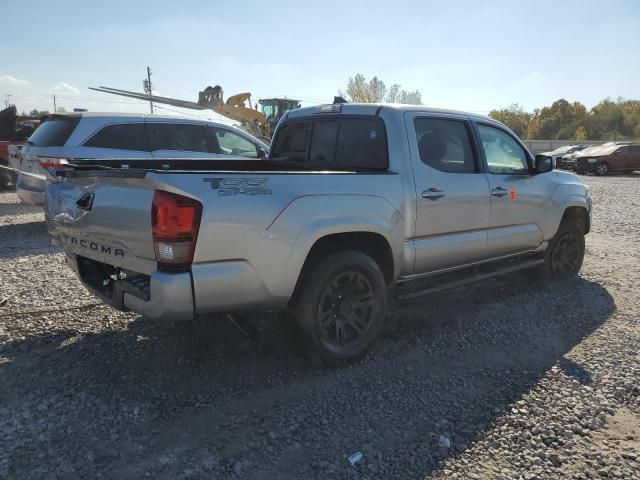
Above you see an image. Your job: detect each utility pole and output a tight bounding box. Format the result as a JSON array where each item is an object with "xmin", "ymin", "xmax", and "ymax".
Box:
[
  {"xmin": 143, "ymin": 66, "xmax": 154, "ymax": 114},
  {"xmin": 53, "ymin": 95, "xmax": 56, "ymax": 113}
]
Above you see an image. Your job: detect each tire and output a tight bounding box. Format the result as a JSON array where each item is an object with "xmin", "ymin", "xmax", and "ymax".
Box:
[
  {"xmin": 541, "ymin": 218, "xmax": 585, "ymax": 281},
  {"xmin": 595, "ymin": 162, "xmax": 609, "ymax": 176},
  {"xmin": 293, "ymin": 250, "xmax": 388, "ymax": 366}
]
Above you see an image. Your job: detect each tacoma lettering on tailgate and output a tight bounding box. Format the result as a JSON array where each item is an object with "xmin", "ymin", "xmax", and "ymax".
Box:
[{"xmin": 60, "ymin": 234, "xmax": 124, "ymax": 258}]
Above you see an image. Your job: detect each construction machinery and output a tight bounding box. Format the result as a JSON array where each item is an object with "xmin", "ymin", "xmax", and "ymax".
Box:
[{"xmin": 89, "ymin": 85, "xmax": 300, "ymax": 142}]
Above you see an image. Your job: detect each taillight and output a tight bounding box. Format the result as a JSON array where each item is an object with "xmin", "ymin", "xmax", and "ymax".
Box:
[
  {"xmin": 151, "ymin": 190, "xmax": 202, "ymax": 271},
  {"xmin": 37, "ymin": 156, "xmax": 68, "ymax": 172}
]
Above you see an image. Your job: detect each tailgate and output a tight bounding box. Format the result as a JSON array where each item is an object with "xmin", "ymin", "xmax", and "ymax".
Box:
[{"xmin": 45, "ymin": 174, "xmax": 158, "ymax": 275}]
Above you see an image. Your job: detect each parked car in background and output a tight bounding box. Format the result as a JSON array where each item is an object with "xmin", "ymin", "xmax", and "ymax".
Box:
[
  {"xmin": 541, "ymin": 144, "xmax": 589, "ymax": 169},
  {"xmin": 575, "ymin": 143, "xmax": 640, "ymax": 176},
  {"xmin": 560, "ymin": 143, "xmax": 614, "ymax": 170},
  {"xmin": 11, "ymin": 113, "xmax": 269, "ymax": 205},
  {"xmin": 0, "ymin": 119, "xmax": 41, "ymax": 190}
]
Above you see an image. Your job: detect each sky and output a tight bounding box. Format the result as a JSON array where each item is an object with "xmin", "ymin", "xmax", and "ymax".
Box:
[{"xmin": 1, "ymin": 0, "xmax": 639, "ymax": 122}]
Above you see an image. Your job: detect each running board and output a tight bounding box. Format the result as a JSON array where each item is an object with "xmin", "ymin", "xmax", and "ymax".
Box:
[{"xmin": 395, "ymin": 258, "xmax": 544, "ymax": 302}]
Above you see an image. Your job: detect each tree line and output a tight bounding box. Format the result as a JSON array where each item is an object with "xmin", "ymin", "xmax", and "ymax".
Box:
[{"xmin": 489, "ymin": 98, "xmax": 640, "ymax": 141}]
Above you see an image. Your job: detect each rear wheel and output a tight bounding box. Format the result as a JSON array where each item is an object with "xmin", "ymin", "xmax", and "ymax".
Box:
[
  {"xmin": 541, "ymin": 219, "xmax": 585, "ymax": 281},
  {"xmin": 294, "ymin": 250, "xmax": 387, "ymax": 366},
  {"xmin": 595, "ymin": 162, "xmax": 609, "ymax": 176}
]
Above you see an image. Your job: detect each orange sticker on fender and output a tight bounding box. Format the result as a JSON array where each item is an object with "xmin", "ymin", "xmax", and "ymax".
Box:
[{"xmin": 509, "ymin": 187, "xmax": 517, "ymax": 201}]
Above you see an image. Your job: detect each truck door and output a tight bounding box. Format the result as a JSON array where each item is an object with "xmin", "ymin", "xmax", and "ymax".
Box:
[
  {"xmin": 474, "ymin": 122, "xmax": 546, "ymax": 257},
  {"xmin": 406, "ymin": 113, "xmax": 491, "ymax": 273}
]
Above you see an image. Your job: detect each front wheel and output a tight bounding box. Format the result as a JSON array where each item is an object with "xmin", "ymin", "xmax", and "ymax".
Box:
[
  {"xmin": 294, "ymin": 250, "xmax": 388, "ymax": 366},
  {"xmin": 595, "ymin": 162, "xmax": 609, "ymax": 176},
  {"xmin": 541, "ymin": 219, "xmax": 585, "ymax": 280}
]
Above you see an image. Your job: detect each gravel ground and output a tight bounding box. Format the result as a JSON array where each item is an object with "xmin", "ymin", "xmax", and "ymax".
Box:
[{"xmin": 0, "ymin": 176, "xmax": 639, "ymax": 480}]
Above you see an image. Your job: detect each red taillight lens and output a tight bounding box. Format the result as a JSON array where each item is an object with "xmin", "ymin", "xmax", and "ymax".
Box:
[
  {"xmin": 37, "ymin": 157, "xmax": 68, "ymax": 172},
  {"xmin": 151, "ymin": 190, "xmax": 202, "ymax": 270}
]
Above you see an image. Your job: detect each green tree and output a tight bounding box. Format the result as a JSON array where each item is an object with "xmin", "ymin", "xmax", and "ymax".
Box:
[
  {"xmin": 386, "ymin": 84, "xmax": 422, "ymax": 104},
  {"xmin": 574, "ymin": 126, "xmax": 587, "ymax": 141},
  {"xmin": 340, "ymin": 74, "xmax": 422, "ymax": 104},
  {"xmin": 526, "ymin": 99, "xmax": 588, "ymax": 139},
  {"xmin": 489, "ymin": 103, "xmax": 531, "ymax": 138}
]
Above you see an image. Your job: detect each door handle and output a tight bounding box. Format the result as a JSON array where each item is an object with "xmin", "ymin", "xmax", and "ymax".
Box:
[
  {"xmin": 491, "ymin": 187, "xmax": 508, "ymax": 197},
  {"xmin": 422, "ymin": 188, "xmax": 445, "ymax": 200}
]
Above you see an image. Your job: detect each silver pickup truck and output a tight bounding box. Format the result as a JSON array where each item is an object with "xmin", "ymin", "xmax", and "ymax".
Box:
[{"xmin": 45, "ymin": 103, "xmax": 591, "ymax": 365}]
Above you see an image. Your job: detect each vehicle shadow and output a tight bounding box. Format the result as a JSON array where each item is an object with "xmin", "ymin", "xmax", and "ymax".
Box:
[
  {"xmin": 0, "ymin": 220, "xmax": 56, "ymax": 260},
  {"xmin": 0, "ymin": 273, "xmax": 615, "ymax": 479},
  {"xmin": 0, "ymin": 204, "xmax": 42, "ymax": 218}
]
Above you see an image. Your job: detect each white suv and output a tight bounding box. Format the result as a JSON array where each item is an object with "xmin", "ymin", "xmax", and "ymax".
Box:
[{"xmin": 12, "ymin": 113, "xmax": 269, "ymax": 205}]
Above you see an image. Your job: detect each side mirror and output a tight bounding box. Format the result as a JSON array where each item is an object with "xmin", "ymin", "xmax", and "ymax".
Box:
[
  {"xmin": 535, "ymin": 154, "xmax": 553, "ymax": 173},
  {"xmin": 257, "ymin": 147, "xmax": 267, "ymax": 159}
]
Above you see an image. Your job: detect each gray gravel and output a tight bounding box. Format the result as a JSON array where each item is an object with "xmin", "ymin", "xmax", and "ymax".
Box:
[{"xmin": 0, "ymin": 176, "xmax": 639, "ymax": 480}]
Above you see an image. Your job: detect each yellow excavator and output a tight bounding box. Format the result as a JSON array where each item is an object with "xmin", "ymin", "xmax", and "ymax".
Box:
[{"xmin": 89, "ymin": 85, "xmax": 300, "ymax": 143}]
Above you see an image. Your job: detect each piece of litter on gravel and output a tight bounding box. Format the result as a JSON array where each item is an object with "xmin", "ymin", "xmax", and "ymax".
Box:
[
  {"xmin": 438, "ymin": 435, "xmax": 451, "ymax": 449},
  {"xmin": 348, "ymin": 452, "xmax": 363, "ymax": 465}
]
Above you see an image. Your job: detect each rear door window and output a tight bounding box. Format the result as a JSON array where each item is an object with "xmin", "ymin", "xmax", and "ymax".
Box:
[
  {"xmin": 84, "ymin": 123, "xmax": 149, "ymax": 151},
  {"xmin": 147, "ymin": 123, "xmax": 209, "ymax": 152},
  {"xmin": 414, "ymin": 118, "xmax": 476, "ymax": 173},
  {"xmin": 27, "ymin": 116, "xmax": 80, "ymax": 147}
]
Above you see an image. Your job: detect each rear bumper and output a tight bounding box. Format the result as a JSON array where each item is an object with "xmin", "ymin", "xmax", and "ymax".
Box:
[
  {"xmin": 67, "ymin": 255, "xmax": 283, "ymax": 320},
  {"xmin": 16, "ymin": 171, "xmax": 46, "ymax": 206},
  {"xmin": 68, "ymin": 254, "xmax": 194, "ymax": 321},
  {"xmin": 124, "ymin": 270, "xmax": 194, "ymax": 321}
]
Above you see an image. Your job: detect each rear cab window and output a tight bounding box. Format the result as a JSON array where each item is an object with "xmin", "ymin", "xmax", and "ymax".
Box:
[
  {"xmin": 27, "ymin": 116, "xmax": 80, "ymax": 147},
  {"xmin": 270, "ymin": 116, "xmax": 388, "ymax": 170}
]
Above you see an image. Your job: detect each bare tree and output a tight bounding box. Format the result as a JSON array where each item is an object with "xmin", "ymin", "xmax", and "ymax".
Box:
[{"xmin": 340, "ymin": 74, "xmax": 422, "ymax": 104}]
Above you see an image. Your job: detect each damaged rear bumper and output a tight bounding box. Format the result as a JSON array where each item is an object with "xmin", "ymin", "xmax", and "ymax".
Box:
[{"xmin": 67, "ymin": 254, "xmax": 194, "ymax": 321}]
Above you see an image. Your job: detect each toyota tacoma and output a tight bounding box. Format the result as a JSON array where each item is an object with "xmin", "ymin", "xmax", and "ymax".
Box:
[{"xmin": 45, "ymin": 103, "xmax": 591, "ymax": 365}]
